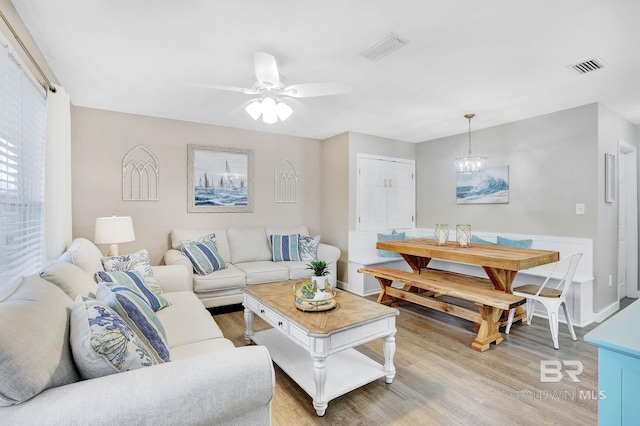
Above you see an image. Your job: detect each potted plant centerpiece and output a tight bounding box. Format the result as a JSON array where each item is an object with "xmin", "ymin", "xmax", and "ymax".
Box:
[{"xmin": 306, "ymin": 260, "xmax": 330, "ymax": 290}]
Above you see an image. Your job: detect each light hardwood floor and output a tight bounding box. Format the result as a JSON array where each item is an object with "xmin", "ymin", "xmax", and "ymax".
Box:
[{"xmin": 212, "ymin": 297, "xmax": 605, "ymax": 426}]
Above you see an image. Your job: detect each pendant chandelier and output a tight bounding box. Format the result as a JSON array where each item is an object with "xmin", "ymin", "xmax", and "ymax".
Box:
[{"xmin": 454, "ymin": 113, "xmax": 487, "ymax": 174}]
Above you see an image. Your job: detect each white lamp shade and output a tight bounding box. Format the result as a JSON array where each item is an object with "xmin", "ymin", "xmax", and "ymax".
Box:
[
  {"xmin": 94, "ymin": 216, "xmax": 135, "ymax": 244},
  {"xmin": 245, "ymin": 100, "xmax": 262, "ymax": 120},
  {"xmin": 261, "ymin": 98, "xmax": 277, "ymax": 124},
  {"xmin": 276, "ymin": 102, "xmax": 293, "ymax": 121}
]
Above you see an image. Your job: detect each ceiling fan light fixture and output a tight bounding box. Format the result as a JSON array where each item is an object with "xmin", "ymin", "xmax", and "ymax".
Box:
[
  {"xmin": 261, "ymin": 97, "xmax": 278, "ymax": 124},
  {"xmin": 276, "ymin": 102, "xmax": 293, "ymax": 121},
  {"xmin": 245, "ymin": 100, "xmax": 262, "ymax": 120}
]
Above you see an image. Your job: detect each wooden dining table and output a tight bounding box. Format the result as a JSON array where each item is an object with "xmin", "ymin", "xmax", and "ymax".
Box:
[{"xmin": 375, "ymin": 238, "xmax": 560, "ymax": 324}]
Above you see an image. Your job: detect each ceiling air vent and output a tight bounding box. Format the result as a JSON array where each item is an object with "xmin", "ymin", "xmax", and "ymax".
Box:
[
  {"xmin": 360, "ymin": 32, "xmax": 409, "ymax": 61},
  {"xmin": 568, "ymin": 57, "xmax": 606, "ymax": 74}
]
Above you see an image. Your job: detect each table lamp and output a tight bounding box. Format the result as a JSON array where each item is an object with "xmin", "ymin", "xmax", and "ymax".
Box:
[{"xmin": 94, "ymin": 215, "xmax": 135, "ymax": 257}]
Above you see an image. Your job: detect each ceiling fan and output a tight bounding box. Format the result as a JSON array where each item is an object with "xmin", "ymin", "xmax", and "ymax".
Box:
[{"xmin": 203, "ymin": 51, "xmax": 351, "ymax": 124}]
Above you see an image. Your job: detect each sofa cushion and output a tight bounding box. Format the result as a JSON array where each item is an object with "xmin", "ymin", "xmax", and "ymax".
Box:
[
  {"xmin": 171, "ymin": 228, "xmax": 231, "ymax": 263},
  {"xmin": 0, "ymin": 276, "xmax": 79, "ymax": 406},
  {"xmin": 234, "ymin": 261, "xmax": 290, "ymax": 285},
  {"xmin": 70, "ymin": 296, "xmax": 158, "ymax": 379},
  {"xmin": 96, "ymin": 284, "xmax": 170, "ymax": 363},
  {"xmin": 155, "ymin": 292, "xmax": 225, "ymax": 348},
  {"xmin": 282, "ymin": 261, "xmax": 313, "ymax": 281},
  {"xmin": 63, "ymin": 237, "xmax": 104, "ymax": 278},
  {"xmin": 298, "ymin": 235, "xmax": 321, "ymax": 261},
  {"xmin": 169, "ymin": 338, "xmax": 236, "ymax": 361},
  {"xmin": 227, "ymin": 227, "xmax": 272, "ymax": 263},
  {"xmin": 269, "ymin": 234, "xmax": 301, "ymax": 262},
  {"xmin": 40, "ymin": 261, "xmax": 98, "ymax": 299},
  {"xmin": 97, "ymin": 271, "xmax": 170, "ymax": 311},
  {"xmin": 181, "ymin": 240, "xmax": 227, "ymax": 275},
  {"xmin": 192, "ymin": 264, "xmax": 246, "ymax": 293},
  {"xmin": 102, "ymin": 248, "xmax": 155, "ymax": 277}
]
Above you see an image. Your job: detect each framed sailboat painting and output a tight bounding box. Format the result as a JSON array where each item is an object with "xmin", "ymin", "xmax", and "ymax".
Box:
[{"xmin": 188, "ymin": 145, "xmax": 254, "ymax": 212}]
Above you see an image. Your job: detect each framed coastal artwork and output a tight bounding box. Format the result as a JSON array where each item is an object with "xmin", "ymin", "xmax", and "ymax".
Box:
[
  {"xmin": 187, "ymin": 145, "xmax": 254, "ymax": 212},
  {"xmin": 456, "ymin": 165, "xmax": 509, "ymax": 204}
]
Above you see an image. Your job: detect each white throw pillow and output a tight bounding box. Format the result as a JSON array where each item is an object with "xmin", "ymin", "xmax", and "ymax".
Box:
[
  {"xmin": 40, "ymin": 261, "xmax": 98, "ymax": 299},
  {"xmin": 227, "ymin": 227, "xmax": 272, "ymax": 263},
  {"xmin": 65, "ymin": 238, "xmax": 105, "ymax": 278}
]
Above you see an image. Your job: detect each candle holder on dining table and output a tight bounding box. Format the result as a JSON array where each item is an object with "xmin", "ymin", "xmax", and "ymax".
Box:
[
  {"xmin": 434, "ymin": 224, "xmax": 449, "ymax": 246},
  {"xmin": 456, "ymin": 224, "xmax": 472, "ymax": 247}
]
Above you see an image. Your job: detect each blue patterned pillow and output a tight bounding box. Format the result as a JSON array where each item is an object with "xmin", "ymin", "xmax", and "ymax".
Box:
[
  {"xmin": 269, "ymin": 234, "xmax": 301, "ymax": 262},
  {"xmin": 298, "ymin": 235, "xmax": 321, "ymax": 261},
  {"xmin": 497, "ymin": 236, "xmax": 533, "ymax": 249},
  {"xmin": 101, "ymin": 249, "xmax": 161, "ymax": 295},
  {"xmin": 180, "ymin": 240, "xmax": 227, "ymax": 275},
  {"xmin": 96, "ymin": 284, "xmax": 170, "ymax": 363},
  {"xmin": 70, "ymin": 296, "xmax": 157, "ymax": 379},
  {"xmin": 96, "ymin": 271, "xmax": 170, "ymax": 311}
]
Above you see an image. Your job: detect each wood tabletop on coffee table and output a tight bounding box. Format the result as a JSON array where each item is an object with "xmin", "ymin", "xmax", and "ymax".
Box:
[{"xmin": 243, "ymin": 280, "xmax": 398, "ymax": 335}]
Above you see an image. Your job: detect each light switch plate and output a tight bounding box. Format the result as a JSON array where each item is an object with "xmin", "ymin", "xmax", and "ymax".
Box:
[{"xmin": 576, "ymin": 203, "xmax": 585, "ymax": 215}]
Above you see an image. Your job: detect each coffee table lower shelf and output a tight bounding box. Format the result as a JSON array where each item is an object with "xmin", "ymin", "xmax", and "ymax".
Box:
[{"xmin": 250, "ymin": 328, "xmax": 388, "ymax": 413}]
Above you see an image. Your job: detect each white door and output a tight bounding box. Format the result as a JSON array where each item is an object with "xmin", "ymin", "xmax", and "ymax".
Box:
[
  {"xmin": 618, "ymin": 141, "xmax": 639, "ymax": 299},
  {"xmin": 387, "ymin": 161, "xmax": 415, "ymax": 230},
  {"xmin": 618, "ymin": 154, "xmax": 627, "ymax": 299},
  {"xmin": 357, "ymin": 157, "xmax": 387, "ymax": 231}
]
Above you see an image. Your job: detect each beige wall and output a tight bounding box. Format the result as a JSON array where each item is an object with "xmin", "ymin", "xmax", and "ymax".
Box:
[
  {"xmin": 320, "ymin": 132, "xmax": 349, "ymax": 283},
  {"xmin": 71, "ymin": 107, "xmax": 322, "ymax": 264}
]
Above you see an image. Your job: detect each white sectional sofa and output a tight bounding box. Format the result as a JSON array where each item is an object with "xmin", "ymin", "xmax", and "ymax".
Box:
[
  {"xmin": 164, "ymin": 226, "xmax": 341, "ymax": 308},
  {"xmin": 0, "ymin": 238, "xmax": 275, "ymax": 425}
]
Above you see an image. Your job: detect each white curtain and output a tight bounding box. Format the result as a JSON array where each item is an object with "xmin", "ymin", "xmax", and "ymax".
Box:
[{"xmin": 45, "ymin": 84, "xmax": 72, "ymax": 260}]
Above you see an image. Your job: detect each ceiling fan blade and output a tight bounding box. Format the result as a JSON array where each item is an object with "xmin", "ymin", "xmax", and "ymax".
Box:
[
  {"xmin": 254, "ymin": 51, "xmax": 280, "ymax": 89},
  {"xmin": 282, "ymin": 83, "xmax": 351, "ymax": 98},
  {"xmin": 196, "ymin": 84, "xmax": 259, "ymax": 95}
]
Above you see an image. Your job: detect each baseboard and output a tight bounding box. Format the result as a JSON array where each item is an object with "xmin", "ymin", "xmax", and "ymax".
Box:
[{"xmin": 592, "ymin": 300, "xmax": 621, "ymax": 323}]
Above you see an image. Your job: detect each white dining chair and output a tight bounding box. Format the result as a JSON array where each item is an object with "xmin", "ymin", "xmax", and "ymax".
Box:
[{"xmin": 505, "ymin": 252, "xmax": 583, "ymax": 349}]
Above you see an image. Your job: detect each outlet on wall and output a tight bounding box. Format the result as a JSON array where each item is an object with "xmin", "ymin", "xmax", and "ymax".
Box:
[{"xmin": 608, "ymin": 275, "xmax": 612, "ymax": 287}]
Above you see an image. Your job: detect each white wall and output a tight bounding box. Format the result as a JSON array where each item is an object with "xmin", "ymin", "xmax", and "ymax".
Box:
[{"xmin": 71, "ymin": 107, "xmax": 323, "ymax": 264}]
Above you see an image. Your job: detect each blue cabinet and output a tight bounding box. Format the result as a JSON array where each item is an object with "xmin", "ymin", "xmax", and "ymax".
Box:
[{"xmin": 584, "ymin": 300, "xmax": 640, "ymax": 425}]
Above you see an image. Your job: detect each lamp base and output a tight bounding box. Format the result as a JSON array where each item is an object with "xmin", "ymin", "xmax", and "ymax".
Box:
[{"xmin": 107, "ymin": 244, "xmax": 120, "ymax": 257}]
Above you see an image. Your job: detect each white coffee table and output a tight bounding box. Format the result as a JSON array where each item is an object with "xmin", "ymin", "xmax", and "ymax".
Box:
[{"xmin": 243, "ymin": 281, "xmax": 398, "ymax": 416}]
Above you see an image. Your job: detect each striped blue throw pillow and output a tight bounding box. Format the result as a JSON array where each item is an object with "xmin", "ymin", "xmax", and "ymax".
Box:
[
  {"xmin": 180, "ymin": 239, "xmax": 227, "ymax": 275},
  {"xmin": 96, "ymin": 284, "xmax": 170, "ymax": 363},
  {"xmin": 269, "ymin": 234, "xmax": 301, "ymax": 262},
  {"xmin": 96, "ymin": 270, "xmax": 170, "ymax": 311}
]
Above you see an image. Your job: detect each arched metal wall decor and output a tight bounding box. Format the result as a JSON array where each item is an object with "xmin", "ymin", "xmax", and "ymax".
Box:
[
  {"xmin": 274, "ymin": 159, "xmax": 299, "ymax": 203},
  {"xmin": 122, "ymin": 145, "xmax": 159, "ymax": 201}
]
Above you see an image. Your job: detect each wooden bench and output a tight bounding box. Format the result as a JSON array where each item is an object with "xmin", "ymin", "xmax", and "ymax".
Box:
[{"xmin": 358, "ymin": 266, "xmax": 526, "ymax": 352}]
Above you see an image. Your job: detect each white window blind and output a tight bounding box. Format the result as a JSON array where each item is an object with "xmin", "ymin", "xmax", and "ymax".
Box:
[{"xmin": 0, "ymin": 42, "xmax": 47, "ymax": 287}]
